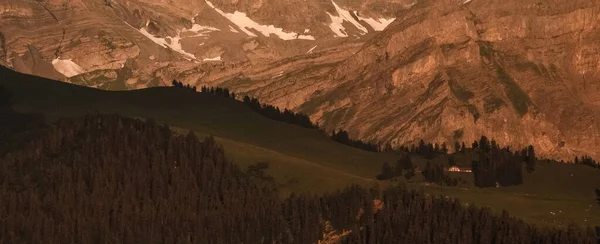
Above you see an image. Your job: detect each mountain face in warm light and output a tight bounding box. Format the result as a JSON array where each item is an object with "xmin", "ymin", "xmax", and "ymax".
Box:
[
  {"xmin": 2, "ymin": 0, "xmax": 600, "ymax": 160},
  {"xmin": 0, "ymin": 0, "xmax": 402, "ymax": 86}
]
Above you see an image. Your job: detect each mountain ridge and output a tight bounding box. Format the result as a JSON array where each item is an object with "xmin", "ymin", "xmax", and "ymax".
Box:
[{"xmin": 2, "ymin": 0, "xmax": 600, "ymax": 160}]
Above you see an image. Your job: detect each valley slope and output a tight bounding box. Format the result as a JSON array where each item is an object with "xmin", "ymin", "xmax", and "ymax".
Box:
[{"xmin": 1, "ymin": 66, "xmax": 599, "ymax": 228}]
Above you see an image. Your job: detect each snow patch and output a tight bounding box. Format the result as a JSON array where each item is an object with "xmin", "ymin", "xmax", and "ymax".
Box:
[
  {"xmin": 306, "ymin": 45, "xmax": 318, "ymax": 54},
  {"xmin": 272, "ymin": 71, "xmax": 284, "ymax": 78},
  {"xmin": 125, "ymin": 19, "xmax": 220, "ymax": 60},
  {"xmin": 52, "ymin": 58, "xmax": 85, "ymax": 77},
  {"xmin": 125, "ymin": 21, "xmax": 196, "ymax": 60},
  {"xmin": 463, "ymin": 0, "xmax": 472, "ymax": 4},
  {"xmin": 356, "ymin": 15, "xmax": 395, "ymax": 31},
  {"xmin": 327, "ymin": 1, "xmax": 368, "ymax": 37},
  {"xmin": 186, "ymin": 24, "xmax": 220, "ymax": 37},
  {"xmin": 203, "ymin": 55, "xmax": 222, "ymax": 61},
  {"xmin": 205, "ymin": 0, "xmax": 315, "ymax": 40},
  {"xmin": 138, "ymin": 26, "xmax": 197, "ymax": 60},
  {"xmin": 229, "ymin": 25, "xmax": 239, "ymax": 33},
  {"xmin": 188, "ymin": 14, "xmax": 220, "ymax": 35}
]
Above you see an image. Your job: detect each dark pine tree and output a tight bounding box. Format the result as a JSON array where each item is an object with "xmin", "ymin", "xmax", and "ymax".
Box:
[
  {"xmin": 526, "ymin": 145, "xmax": 536, "ymax": 173},
  {"xmin": 377, "ymin": 162, "xmax": 395, "ymax": 180}
]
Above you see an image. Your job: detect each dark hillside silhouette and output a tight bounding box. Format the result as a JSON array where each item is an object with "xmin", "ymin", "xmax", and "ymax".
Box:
[
  {"xmin": 0, "ymin": 85, "xmax": 11, "ymax": 109},
  {"xmin": 0, "ymin": 85, "xmax": 47, "ymax": 155}
]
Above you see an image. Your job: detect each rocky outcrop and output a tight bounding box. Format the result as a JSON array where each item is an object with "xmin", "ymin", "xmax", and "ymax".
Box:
[
  {"xmin": 3, "ymin": 0, "xmax": 600, "ymax": 160},
  {"xmin": 0, "ymin": 0, "xmax": 401, "ymax": 87},
  {"xmin": 290, "ymin": 0, "xmax": 600, "ymax": 160}
]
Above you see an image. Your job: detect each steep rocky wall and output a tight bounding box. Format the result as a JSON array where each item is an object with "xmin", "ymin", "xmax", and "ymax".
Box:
[{"xmin": 297, "ymin": 0, "xmax": 600, "ymax": 160}]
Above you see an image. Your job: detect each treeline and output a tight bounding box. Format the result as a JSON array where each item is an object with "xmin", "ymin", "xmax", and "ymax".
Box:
[
  {"xmin": 596, "ymin": 188, "xmax": 600, "ymax": 206},
  {"xmin": 392, "ymin": 139, "xmax": 450, "ymax": 157},
  {"xmin": 471, "ymin": 136, "xmax": 529, "ymax": 188},
  {"xmin": 293, "ymin": 186, "xmax": 598, "ymax": 244},
  {"xmin": 198, "ymin": 84, "xmax": 317, "ymax": 129},
  {"xmin": 171, "ymin": 80, "xmax": 197, "ymax": 91},
  {"xmin": 200, "ymin": 85, "xmax": 236, "ymax": 99},
  {"xmin": 575, "ymin": 155, "xmax": 600, "ymax": 169},
  {"xmin": 174, "ymin": 82, "xmax": 382, "ymax": 151},
  {"xmin": 241, "ymin": 95, "xmax": 317, "ymax": 129},
  {"xmin": 0, "ymin": 110, "xmax": 597, "ymax": 243},
  {"xmin": 378, "ymin": 159, "xmax": 458, "ymax": 186},
  {"xmin": 331, "ymin": 129, "xmax": 379, "ymax": 152},
  {"xmin": 377, "ymin": 155, "xmax": 415, "ymax": 180},
  {"xmin": 376, "ymin": 136, "xmax": 530, "ymax": 188},
  {"xmin": 423, "ymin": 161, "xmax": 459, "ymax": 186}
]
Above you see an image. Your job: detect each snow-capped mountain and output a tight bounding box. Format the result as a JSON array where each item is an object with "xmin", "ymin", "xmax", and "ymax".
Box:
[{"xmin": 0, "ymin": 0, "xmax": 406, "ymax": 88}]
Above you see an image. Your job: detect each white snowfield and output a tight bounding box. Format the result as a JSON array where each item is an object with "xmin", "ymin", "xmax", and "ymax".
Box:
[
  {"xmin": 203, "ymin": 55, "xmax": 222, "ymax": 61},
  {"xmin": 328, "ymin": 0, "xmax": 367, "ymax": 37},
  {"xmin": 52, "ymin": 58, "xmax": 85, "ymax": 77},
  {"xmin": 186, "ymin": 24, "xmax": 220, "ymax": 37},
  {"xmin": 306, "ymin": 45, "xmax": 318, "ymax": 54},
  {"xmin": 357, "ymin": 15, "xmax": 396, "ymax": 31},
  {"xmin": 121, "ymin": 1, "xmax": 396, "ymax": 60},
  {"xmin": 188, "ymin": 14, "xmax": 220, "ymax": 37},
  {"xmin": 205, "ymin": 0, "xmax": 315, "ymax": 40},
  {"xmin": 125, "ymin": 18, "xmax": 220, "ymax": 60},
  {"xmin": 327, "ymin": 1, "xmax": 395, "ymax": 37},
  {"xmin": 136, "ymin": 26, "xmax": 197, "ymax": 60}
]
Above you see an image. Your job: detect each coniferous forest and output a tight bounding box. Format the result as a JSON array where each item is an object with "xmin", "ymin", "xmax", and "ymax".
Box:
[{"xmin": 0, "ymin": 85, "xmax": 599, "ymax": 243}]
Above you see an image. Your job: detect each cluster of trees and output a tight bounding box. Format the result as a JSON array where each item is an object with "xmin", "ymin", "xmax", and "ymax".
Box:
[
  {"xmin": 196, "ymin": 84, "xmax": 387, "ymax": 152},
  {"xmin": 241, "ymin": 95, "xmax": 317, "ymax": 129},
  {"xmin": 394, "ymin": 140, "xmax": 450, "ymax": 158},
  {"xmin": 0, "ymin": 108, "xmax": 597, "ymax": 243},
  {"xmin": 376, "ymin": 158, "xmax": 457, "ymax": 186},
  {"xmin": 377, "ymin": 136, "xmax": 535, "ymax": 188},
  {"xmin": 200, "ymin": 85, "xmax": 236, "ymax": 99},
  {"xmin": 284, "ymin": 186, "xmax": 598, "ymax": 244},
  {"xmin": 171, "ymin": 80, "xmax": 197, "ymax": 91},
  {"xmin": 596, "ymin": 188, "xmax": 600, "ymax": 206},
  {"xmin": 331, "ymin": 129, "xmax": 379, "ymax": 152},
  {"xmin": 576, "ymin": 155, "xmax": 600, "ymax": 169},
  {"xmin": 423, "ymin": 162, "xmax": 458, "ymax": 186},
  {"xmin": 194, "ymin": 84, "xmax": 317, "ymax": 129},
  {"xmin": 471, "ymin": 136, "xmax": 528, "ymax": 188},
  {"xmin": 377, "ymin": 155, "xmax": 415, "ymax": 180}
]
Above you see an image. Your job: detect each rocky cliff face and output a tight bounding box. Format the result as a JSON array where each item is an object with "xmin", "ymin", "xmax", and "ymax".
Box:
[
  {"xmin": 0, "ymin": 0, "xmax": 402, "ymax": 88},
  {"xmin": 2, "ymin": 0, "xmax": 600, "ymax": 160},
  {"xmin": 293, "ymin": 0, "xmax": 600, "ymax": 160}
]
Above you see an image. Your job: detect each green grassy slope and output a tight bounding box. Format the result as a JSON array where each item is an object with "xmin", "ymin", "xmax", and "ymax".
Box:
[
  {"xmin": 0, "ymin": 66, "xmax": 393, "ymax": 195},
  {"xmin": 419, "ymin": 158, "xmax": 600, "ymax": 227},
  {"xmin": 1, "ymin": 66, "xmax": 599, "ymax": 228}
]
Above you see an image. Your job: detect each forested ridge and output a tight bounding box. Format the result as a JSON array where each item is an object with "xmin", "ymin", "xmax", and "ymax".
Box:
[
  {"xmin": 0, "ymin": 84, "xmax": 598, "ymax": 243},
  {"xmin": 174, "ymin": 83, "xmax": 381, "ymax": 152}
]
